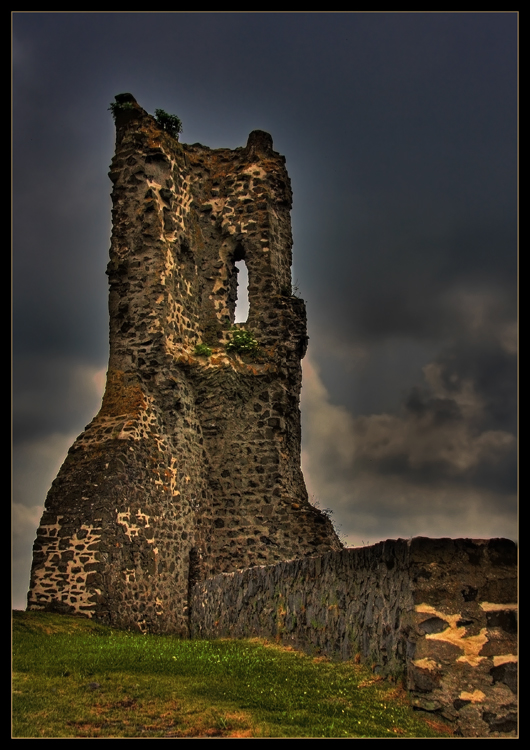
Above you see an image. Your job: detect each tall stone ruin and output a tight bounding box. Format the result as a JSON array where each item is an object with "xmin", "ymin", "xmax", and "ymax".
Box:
[{"xmin": 27, "ymin": 94, "xmax": 342, "ymax": 634}]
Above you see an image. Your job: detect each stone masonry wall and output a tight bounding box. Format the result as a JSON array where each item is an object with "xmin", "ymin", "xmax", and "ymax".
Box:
[
  {"xmin": 27, "ymin": 94, "xmax": 341, "ymax": 634},
  {"xmin": 189, "ymin": 537, "xmax": 517, "ymax": 737}
]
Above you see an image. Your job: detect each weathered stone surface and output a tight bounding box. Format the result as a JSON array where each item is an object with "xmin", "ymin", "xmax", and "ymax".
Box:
[
  {"xmin": 27, "ymin": 94, "xmax": 341, "ymax": 634},
  {"xmin": 189, "ymin": 538, "xmax": 517, "ymax": 737}
]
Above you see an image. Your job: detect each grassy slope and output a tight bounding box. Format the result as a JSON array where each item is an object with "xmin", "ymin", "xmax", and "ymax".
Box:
[{"xmin": 12, "ymin": 610, "xmax": 453, "ymax": 739}]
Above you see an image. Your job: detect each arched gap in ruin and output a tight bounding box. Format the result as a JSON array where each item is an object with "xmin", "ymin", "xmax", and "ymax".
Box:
[
  {"xmin": 231, "ymin": 243, "xmax": 249, "ymax": 324},
  {"xmin": 234, "ymin": 260, "xmax": 249, "ymax": 323}
]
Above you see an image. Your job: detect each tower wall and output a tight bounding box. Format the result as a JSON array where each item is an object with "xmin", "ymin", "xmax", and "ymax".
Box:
[{"xmin": 27, "ymin": 96, "xmax": 341, "ymax": 633}]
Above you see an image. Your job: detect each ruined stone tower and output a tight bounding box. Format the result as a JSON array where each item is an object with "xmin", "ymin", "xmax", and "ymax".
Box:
[{"xmin": 27, "ymin": 94, "xmax": 342, "ymax": 634}]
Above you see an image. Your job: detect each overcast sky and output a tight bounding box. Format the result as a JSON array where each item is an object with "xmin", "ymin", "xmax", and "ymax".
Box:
[{"xmin": 13, "ymin": 12, "xmax": 518, "ymax": 610}]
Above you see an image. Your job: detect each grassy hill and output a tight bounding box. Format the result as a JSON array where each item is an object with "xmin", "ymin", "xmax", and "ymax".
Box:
[{"xmin": 12, "ymin": 610, "xmax": 453, "ymax": 738}]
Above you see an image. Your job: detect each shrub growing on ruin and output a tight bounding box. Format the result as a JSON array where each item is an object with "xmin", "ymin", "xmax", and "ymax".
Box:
[
  {"xmin": 225, "ymin": 329, "xmax": 259, "ymax": 356},
  {"xmin": 194, "ymin": 343, "xmax": 212, "ymax": 357},
  {"xmin": 154, "ymin": 109, "xmax": 183, "ymax": 140}
]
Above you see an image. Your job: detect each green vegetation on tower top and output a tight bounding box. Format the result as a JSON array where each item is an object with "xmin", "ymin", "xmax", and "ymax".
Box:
[{"xmin": 154, "ymin": 109, "xmax": 183, "ymax": 140}]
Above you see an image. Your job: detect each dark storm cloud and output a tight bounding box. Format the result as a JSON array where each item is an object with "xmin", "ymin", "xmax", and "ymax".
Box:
[
  {"xmin": 302, "ymin": 276, "xmax": 517, "ymax": 508},
  {"xmin": 13, "ymin": 354, "xmax": 106, "ymax": 445},
  {"xmin": 287, "ymin": 14, "xmax": 516, "ymax": 377},
  {"xmin": 300, "ymin": 209, "xmax": 516, "ymax": 346},
  {"xmin": 301, "ymin": 353, "xmax": 516, "ymax": 547},
  {"xmin": 14, "ymin": 60, "xmax": 111, "ymax": 361},
  {"xmin": 13, "ymin": 223, "xmax": 109, "ymax": 361}
]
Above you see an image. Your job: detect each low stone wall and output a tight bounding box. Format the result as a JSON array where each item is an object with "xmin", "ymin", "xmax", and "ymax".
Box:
[{"xmin": 189, "ymin": 537, "xmax": 517, "ymax": 737}]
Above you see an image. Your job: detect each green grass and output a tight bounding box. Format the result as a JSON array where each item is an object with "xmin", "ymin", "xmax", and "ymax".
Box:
[{"xmin": 12, "ymin": 610, "xmax": 453, "ymax": 738}]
